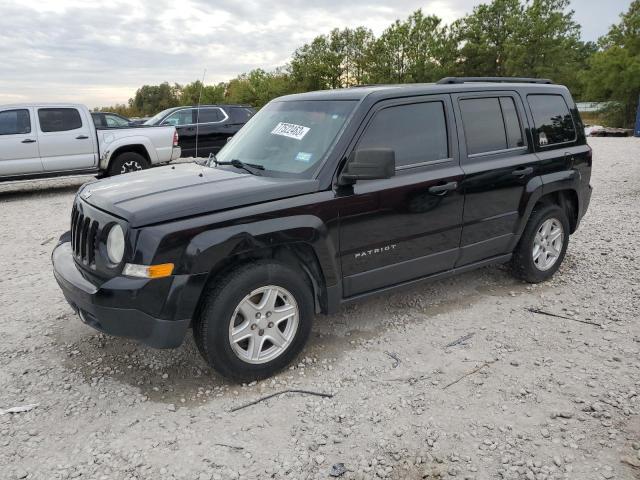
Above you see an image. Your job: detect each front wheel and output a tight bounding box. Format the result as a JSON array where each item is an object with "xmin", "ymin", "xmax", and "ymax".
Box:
[
  {"xmin": 511, "ymin": 204, "xmax": 570, "ymax": 283},
  {"xmin": 194, "ymin": 261, "xmax": 314, "ymax": 381}
]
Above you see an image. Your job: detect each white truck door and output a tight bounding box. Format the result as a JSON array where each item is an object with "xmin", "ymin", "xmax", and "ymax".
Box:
[
  {"xmin": 0, "ymin": 107, "xmax": 42, "ymax": 177},
  {"xmin": 37, "ymin": 107, "xmax": 97, "ymax": 171}
]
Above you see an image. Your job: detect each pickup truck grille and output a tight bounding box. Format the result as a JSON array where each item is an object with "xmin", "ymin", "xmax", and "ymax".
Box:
[{"xmin": 71, "ymin": 203, "xmax": 100, "ymax": 266}]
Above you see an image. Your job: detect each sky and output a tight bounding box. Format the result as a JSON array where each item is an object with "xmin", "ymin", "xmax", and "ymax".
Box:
[{"xmin": 0, "ymin": 0, "xmax": 632, "ymax": 108}]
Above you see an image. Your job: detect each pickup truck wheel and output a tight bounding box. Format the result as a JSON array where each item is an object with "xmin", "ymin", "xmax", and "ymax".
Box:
[
  {"xmin": 194, "ymin": 261, "xmax": 314, "ymax": 381},
  {"xmin": 511, "ymin": 204, "xmax": 570, "ymax": 283},
  {"xmin": 107, "ymin": 152, "xmax": 149, "ymax": 176}
]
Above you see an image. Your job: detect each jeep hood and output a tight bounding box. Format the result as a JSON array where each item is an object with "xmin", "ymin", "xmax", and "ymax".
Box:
[{"xmin": 79, "ymin": 163, "xmax": 320, "ymax": 227}]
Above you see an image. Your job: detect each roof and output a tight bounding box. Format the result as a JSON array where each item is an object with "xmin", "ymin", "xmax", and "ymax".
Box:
[
  {"xmin": 0, "ymin": 103, "xmax": 87, "ymax": 109},
  {"xmin": 165, "ymin": 104, "xmax": 255, "ymax": 110},
  {"xmin": 277, "ymin": 81, "xmax": 568, "ymax": 103}
]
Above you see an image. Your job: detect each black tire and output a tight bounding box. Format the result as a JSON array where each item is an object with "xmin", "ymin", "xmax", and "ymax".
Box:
[
  {"xmin": 107, "ymin": 152, "xmax": 149, "ymax": 176},
  {"xmin": 511, "ymin": 204, "xmax": 570, "ymax": 283},
  {"xmin": 193, "ymin": 260, "xmax": 314, "ymax": 382}
]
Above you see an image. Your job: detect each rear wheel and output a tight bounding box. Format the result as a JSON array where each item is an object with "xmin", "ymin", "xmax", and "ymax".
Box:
[
  {"xmin": 194, "ymin": 261, "xmax": 314, "ymax": 381},
  {"xmin": 511, "ymin": 204, "xmax": 570, "ymax": 283},
  {"xmin": 107, "ymin": 152, "xmax": 149, "ymax": 176}
]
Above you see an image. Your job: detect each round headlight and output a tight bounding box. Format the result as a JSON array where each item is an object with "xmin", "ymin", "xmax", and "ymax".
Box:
[{"xmin": 106, "ymin": 224, "xmax": 125, "ymax": 264}]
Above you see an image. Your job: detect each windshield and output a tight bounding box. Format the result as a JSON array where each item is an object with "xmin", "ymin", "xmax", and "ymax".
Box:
[
  {"xmin": 144, "ymin": 108, "xmax": 175, "ymax": 125},
  {"xmin": 214, "ymin": 100, "xmax": 357, "ymax": 177}
]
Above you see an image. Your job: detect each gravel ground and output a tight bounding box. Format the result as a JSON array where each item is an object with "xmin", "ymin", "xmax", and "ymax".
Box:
[{"xmin": 1, "ymin": 137, "xmax": 639, "ymax": 480}]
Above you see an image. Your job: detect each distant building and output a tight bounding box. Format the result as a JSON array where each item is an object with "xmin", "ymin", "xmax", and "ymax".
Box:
[{"xmin": 576, "ymin": 102, "xmax": 611, "ymax": 112}]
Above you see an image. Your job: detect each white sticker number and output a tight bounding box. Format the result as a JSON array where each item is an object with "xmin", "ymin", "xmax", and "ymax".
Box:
[{"xmin": 271, "ymin": 122, "xmax": 310, "ymax": 140}]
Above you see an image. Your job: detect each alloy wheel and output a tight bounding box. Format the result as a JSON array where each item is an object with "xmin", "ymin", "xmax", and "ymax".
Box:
[
  {"xmin": 532, "ymin": 218, "xmax": 564, "ymax": 271},
  {"xmin": 228, "ymin": 285, "xmax": 299, "ymax": 364}
]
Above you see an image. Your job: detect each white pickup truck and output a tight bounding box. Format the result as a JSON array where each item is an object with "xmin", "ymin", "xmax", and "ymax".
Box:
[{"xmin": 0, "ymin": 103, "xmax": 181, "ymax": 180}]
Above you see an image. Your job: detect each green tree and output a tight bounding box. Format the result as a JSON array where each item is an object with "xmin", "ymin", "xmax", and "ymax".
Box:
[
  {"xmin": 95, "ymin": 1, "xmax": 638, "ymax": 116},
  {"xmin": 290, "ymin": 27, "xmax": 375, "ymax": 89},
  {"xmin": 455, "ymin": 0, "xmax": 591, "ymax": 95},
  {"xmin": 341, "ymin": 27, "xmax": 375, "ymax": 86},
  {"xmin": 366, "ymin": 10, "xmax": 457, "ymax": 83},
  {"xmin": 128, "ymin": 82, "xmax": 181, "ymax": 116},
  {"xmin": 510, "ymin": 0, "xmax": 588, "ymax": 91},
  {"xmin": 455, "ymin": 0, "xmax": 523, "ymax": 77},
  {"xmin": 225, "ymin": 68, "xmax": 296, "ymax": 107},
  {"xmin": 584, "ymin": 0, "xmax": 640, "ymax": 127},
  {"xmin": 93, "ymin": 103, "xmax": 139, "ymax": 117},
  {"xmin": 180, "ymin": 81, "xmax": 227, "ymax": 105}
]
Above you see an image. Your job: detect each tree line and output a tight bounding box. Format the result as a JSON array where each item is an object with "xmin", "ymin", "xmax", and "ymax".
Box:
[{"xmin": 97, "ymin": 0, "xmax": 639, "ymax": 128}]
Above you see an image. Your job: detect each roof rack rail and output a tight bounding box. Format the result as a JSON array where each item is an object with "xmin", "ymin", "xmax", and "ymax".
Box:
[{"xmin": 436, "ymin": 77, "xmax": 554, "ymax": 85}]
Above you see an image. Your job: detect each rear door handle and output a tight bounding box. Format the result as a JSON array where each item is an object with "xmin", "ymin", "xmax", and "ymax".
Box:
[
  {"xmin": 21, "ymin": 139, "xmax": 36, "ymax": 144},
  {"xmin": 76, "ymin": 135, "xmax": 89, "ymax": 140},
  {"xmin": 429, "ymin": 181, "xmax": 458, "ymax": 195},
  {"xmin": 512, "ymin": 166, "xmax": 533, "ymax": 176}
]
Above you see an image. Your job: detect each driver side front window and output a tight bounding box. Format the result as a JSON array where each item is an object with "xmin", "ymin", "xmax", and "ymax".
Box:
[{"xmin": 358, "ymin": 102, "xmax": 449, "ymax": 168}]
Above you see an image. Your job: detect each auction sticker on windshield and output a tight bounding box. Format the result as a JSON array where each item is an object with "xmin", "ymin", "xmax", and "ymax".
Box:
[{"xmin": 271, "ymin": 122, "xmax": 310, "ymax": 140}]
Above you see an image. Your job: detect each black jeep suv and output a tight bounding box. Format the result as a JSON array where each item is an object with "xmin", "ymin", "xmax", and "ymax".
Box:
[{"xmin": 53, "ymin": 78, "xmax": 592, "ymax": 381}]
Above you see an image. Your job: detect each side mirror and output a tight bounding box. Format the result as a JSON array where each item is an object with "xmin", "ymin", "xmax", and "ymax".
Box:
[{"xmin": 339, "ymin": 148, "xmax": 395, "ymax": 185}]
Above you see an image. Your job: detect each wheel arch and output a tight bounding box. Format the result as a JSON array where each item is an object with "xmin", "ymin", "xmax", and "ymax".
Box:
[
  {"xmin": 511, "ymin": 181, "xmax": 580, "ymax": 253},
  {"xmin": 534, "ymin": 189, "xmax": 579, "ymax": 233},
  {"xmin": 100, "ymin": 139, "xmax": 155, "ymax": 170},
  {"xmin": 192, "ymin": 243, "xmax": 329, "ymax": 323}
]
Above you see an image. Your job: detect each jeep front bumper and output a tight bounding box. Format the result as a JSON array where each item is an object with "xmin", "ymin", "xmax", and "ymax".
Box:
[{"xmin": 52, "ymin": 240, "xmax": 206, "ymax": 349}]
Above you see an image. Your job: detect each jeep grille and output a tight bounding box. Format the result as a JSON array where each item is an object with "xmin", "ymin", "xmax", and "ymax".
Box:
[{"xmin": 70, "ymin": 203, "xmax": 100, "ymax": 266}]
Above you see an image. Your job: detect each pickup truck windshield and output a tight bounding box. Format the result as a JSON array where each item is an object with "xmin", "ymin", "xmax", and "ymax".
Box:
[{"xmin": 214, "ymin": 100, "xmax": 356, "ymax": 178}]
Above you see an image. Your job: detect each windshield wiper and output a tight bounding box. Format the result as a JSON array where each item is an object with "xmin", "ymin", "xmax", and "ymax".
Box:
[{"xmin": 215, "ymin": 159, "xmax": 264, "ymax": 175}]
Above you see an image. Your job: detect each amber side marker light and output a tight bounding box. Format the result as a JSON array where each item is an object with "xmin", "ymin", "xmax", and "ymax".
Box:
[{"xmin": 122, "ymin": 263, "xmax": 174, "ymax": 279}]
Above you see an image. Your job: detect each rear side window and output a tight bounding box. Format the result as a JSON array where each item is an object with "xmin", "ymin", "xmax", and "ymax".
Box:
[
  {"xmin": 357, "ymin": 102, "xmax": 449, "ymax": 168},
  {"xmin": 197, "ymin": 108, "xmax": 224, "ymax": 123},
  {"xmin": 38, "ymin": 108, "xmax": 83, "ymax": 132},
  {"xmin": 0, "ymin": 109, "xmax": 31, "ymax": 135},
  {"xmin": 527, "ymin": 94, "xmax": 576, "ymax": 146},
  {"xmin": 459, "ymin": 97, "xmax": 525, "ymax": 155},
  {"xmin": 230, "ymin": 107, "xmax": 254, "ymax": 123}
]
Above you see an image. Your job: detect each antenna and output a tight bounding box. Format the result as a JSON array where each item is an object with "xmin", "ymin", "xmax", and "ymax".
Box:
[{"xmin": 195, "ymin": 68, "xmax": 206, "ymax": 159}]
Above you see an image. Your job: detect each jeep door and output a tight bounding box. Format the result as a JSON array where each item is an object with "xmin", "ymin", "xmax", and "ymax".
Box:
[
  {"xmin": 338, "ymin": 95, "xmax": 464, "ymax": 297},
  {"xmin": 451, "ymin": 91, "xmax": 538, "ymax": 266},
  {"xmin": 37, "ymin": 107, "xmax": 97, "ymax": 172},
  {"xmin": 0, "ymin": 107, "xmax": 42, "ymax": 177}
]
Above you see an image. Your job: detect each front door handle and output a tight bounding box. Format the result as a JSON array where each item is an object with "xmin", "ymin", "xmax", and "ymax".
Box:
[
  {"xmin": 21, "ymin": 139, "xmax": 36, "ymax": 144},
  {"xmin": 429, "ymin": 181, "xmax": 458, "ymax": 195},
  {"xmin": 76, "ymin": 135, "xmax": 89, "ymax": 140},
  {"xmin": 512, "ymin": 166, "xmax": 533, "ymax": 176}
]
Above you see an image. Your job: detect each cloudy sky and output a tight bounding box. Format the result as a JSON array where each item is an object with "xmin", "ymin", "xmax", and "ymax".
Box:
[{"xmin": 0, "ymin": 0, "xmax": 632, "ymax": 107}]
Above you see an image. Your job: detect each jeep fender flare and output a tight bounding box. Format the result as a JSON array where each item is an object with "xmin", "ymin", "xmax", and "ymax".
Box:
[
  {"xmin": 511, "ymin": 170, "xmax": 581, "ymax": 249},
  {"xmin": 182, "ymin": 213, "xmax": 339, "ymax": 288}
]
